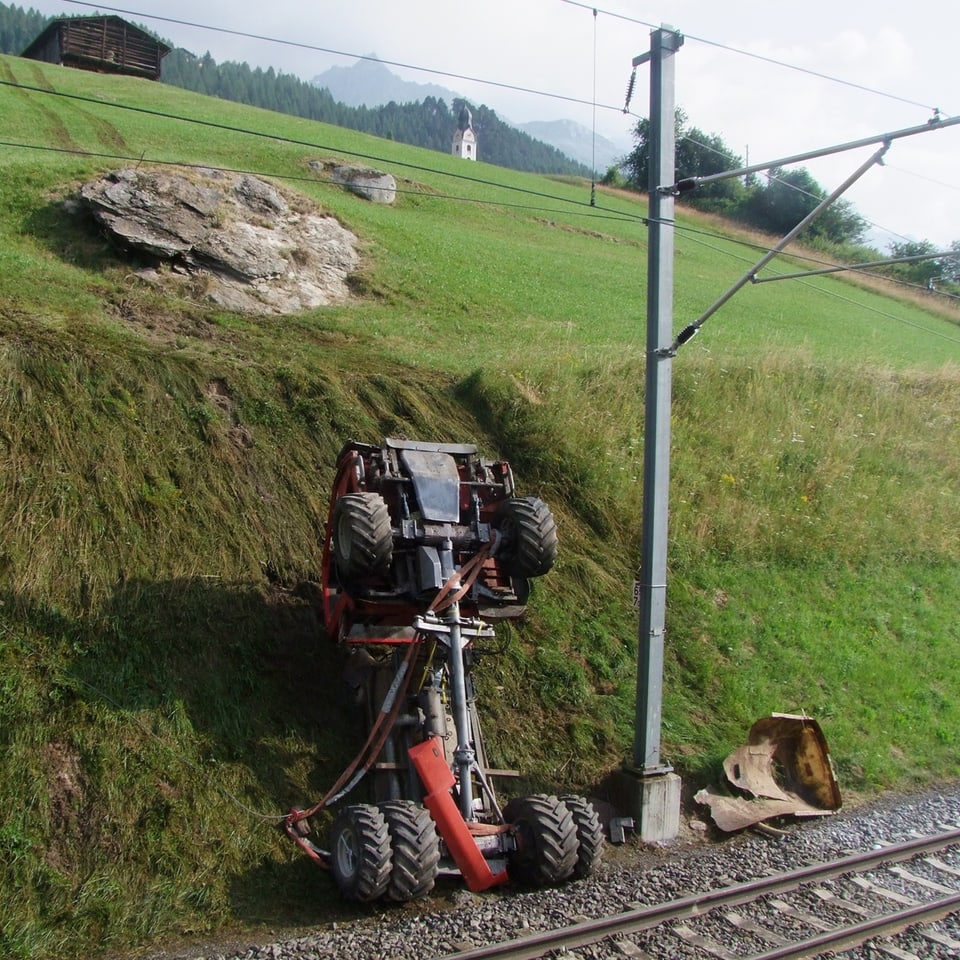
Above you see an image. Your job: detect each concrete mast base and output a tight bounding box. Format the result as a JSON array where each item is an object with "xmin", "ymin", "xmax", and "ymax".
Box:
[{"xmin": 611, "ymin": 766, "xmax": 681, "ymax": 843}]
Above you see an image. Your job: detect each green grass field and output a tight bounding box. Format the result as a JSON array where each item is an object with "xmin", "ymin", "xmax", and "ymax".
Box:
[{"xmin": 1, "ymin": 53, "xmax": 959, "ymax": 958}]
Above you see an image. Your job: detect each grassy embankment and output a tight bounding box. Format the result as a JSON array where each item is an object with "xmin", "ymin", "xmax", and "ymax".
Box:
[{"xmin": 0, "ymin": 53, "xmax": 958, "ymax": 958}]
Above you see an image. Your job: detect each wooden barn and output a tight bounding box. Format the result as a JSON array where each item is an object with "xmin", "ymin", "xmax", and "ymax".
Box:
[{"xmin": 21, "ymin": 15, "xmax": 170, "ymax": 81}]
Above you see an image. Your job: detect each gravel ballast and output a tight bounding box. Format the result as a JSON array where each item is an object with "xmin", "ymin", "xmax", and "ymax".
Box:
[{"xmin": 148, "ymin": 785, "xmax": 960, "ymax": 960}]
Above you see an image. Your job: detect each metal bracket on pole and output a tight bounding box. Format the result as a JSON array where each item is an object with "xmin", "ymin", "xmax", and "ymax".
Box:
[{"xmin": 661, "ymin": 141, "xmax": 891, "ymax": 354}]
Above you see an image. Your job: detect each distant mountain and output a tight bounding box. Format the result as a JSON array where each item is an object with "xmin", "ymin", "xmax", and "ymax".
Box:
[
  {"xmin": 516, "ymin": 119, "xmax": 628, "ymax": 174},
  {"xmin": 312, "ymin": 57, "xmax": 629, "ymax": 173},
  {"xmin": 312, "ymin": 55, "xmax": 460, "ymax": 108}
]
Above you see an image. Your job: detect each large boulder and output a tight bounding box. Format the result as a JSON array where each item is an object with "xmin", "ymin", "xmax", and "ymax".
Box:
[{"xmin": 79, "ymin": 168, "xmax": 360, "ymax": 314}]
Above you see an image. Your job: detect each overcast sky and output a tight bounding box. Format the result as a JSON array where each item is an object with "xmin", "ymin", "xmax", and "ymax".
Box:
[{"xmin": 30, "ymin": 0, "xmax": 960, "ymax": 249}]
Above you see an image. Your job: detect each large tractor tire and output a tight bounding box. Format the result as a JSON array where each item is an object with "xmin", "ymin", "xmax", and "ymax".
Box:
[
  {"xmin": 558, "ymin": 794, "xmax": 604, "ymax": 879},
  {"xmin": 332, "ymin": 493, "xmax": 393, "ymax": 585},
  {"xmin": 378, "ymin": 800, "xmax": 441, "ymax": 901},
  {"xmin": 493, "ymin": 497, "xmax": 558, "ymax": 578},
  {"xmin": 329, "ymin": 804, "xmax": 393, "ymax": 902},
  {"xmin": 504, "ymin": 794, "xmax": 577, "ymax": 886}
]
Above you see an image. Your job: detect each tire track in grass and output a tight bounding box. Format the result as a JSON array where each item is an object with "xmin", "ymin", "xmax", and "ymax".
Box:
[
  {"xmin": 6, "ymin": 61, "xmax": 128, "ymax": 153},
  {"xmin": 2, "ymin": 59, "xmax": 78, "ymax": 151}
]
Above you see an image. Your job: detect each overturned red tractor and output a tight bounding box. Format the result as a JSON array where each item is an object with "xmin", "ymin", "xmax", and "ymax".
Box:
[{"xmin": 285, "ymin": 438, "xmax": 603, "ymax": 901}]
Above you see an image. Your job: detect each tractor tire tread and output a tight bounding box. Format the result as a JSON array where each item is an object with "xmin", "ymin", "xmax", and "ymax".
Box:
[
  {"xmin": 494, "ymin": 497, "xmax": 558, "ymax": 579},
  {"xmin": 329, "ymin": 804, "xmax": 392, "ymax": 902},
  {"xmin": 504, "ymin": 794, "xmax": 578, "ymax": 886},
  {"xmin": 379, "ymin": 800, "xmax": 441, "ymax": 902},
  {"xmin": 559, "ymin": 794, "xmax": 604, "ymax": 878},
  {"xmin": 333, "ymin": 493, "xmax": 392, "ymax": 584}
]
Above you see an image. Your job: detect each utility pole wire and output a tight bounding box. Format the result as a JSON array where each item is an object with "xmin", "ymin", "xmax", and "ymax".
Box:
[
  {"xmin": 753, "ymin": 250, "xmax": 960, "ymax": 284},
  {"xmin": 791, "ymin": 276, "xmax": 960, "ymax": 344},
  {"xmin": 0, "ymin": 78, "xmax": 618, "ymax": 216},
  {"xmin": 61, "ymin": 0, "xmax": 944, "ymax": 128},
  {"xmin": 60, "ymin": 0, "xmax": 625, "ymax": 116},
  {"xmin": 675, "ymin": 130, "xmax": 921, "ymax": 248},
  {"xmin": 676, "ymin": 229, "xmax": 960, "ymax": 344},
  {"xmin": 560, "ymin": 0, "xmax": 939, "ymax": 113}
]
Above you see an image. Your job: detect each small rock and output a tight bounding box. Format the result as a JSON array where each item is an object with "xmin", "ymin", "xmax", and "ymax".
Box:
[{"xmin": 331, "ymin": 164, "xmax": 397, "ymax": 204}]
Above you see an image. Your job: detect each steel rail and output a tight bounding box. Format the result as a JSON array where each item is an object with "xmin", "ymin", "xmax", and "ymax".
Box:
[
  {"xmin": 436, "ymin": 827, "xmax": 960, "ymax": 960},
  {"xmin": 742, "ymin": 890, "xmax": 960, "ymax": 960}
]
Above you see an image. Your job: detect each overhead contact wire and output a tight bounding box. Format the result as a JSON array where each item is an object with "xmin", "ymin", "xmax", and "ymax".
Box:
[
  {"xmin": 560, "ymin": 0, "xmax": 940, "ymax": 112},
  {"xmin": 0, "ymin": 137, "xmax": 643, "ymax": 225},
  {"xmin": 60, "ymin": 0, "xmax": 625, "ymax": 116}
]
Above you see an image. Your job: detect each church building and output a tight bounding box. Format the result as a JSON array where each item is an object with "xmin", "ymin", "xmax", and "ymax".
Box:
[{"xmin": 452, "ymin": 104, "xmax": 477, "ymax": 161}]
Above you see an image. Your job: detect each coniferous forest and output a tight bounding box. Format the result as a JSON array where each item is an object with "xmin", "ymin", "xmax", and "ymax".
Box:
[{"xmin": 160, "ymin": 49, "xmax": 592, "ymax": 176}]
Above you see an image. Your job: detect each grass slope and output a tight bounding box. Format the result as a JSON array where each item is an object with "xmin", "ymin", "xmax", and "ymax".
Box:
[{"xmin": 1, "ymin": 54, "xmax": 959, "ymax": 958}]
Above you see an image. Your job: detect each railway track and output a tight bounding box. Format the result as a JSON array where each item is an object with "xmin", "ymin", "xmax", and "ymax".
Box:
[{"xmin": 439, "ymin": 826, "xmax": 960, "ymax": 960}]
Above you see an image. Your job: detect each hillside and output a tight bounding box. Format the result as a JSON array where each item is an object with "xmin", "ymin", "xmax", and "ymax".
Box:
[{"xmin": 1, "ymin": 54, "xmax": 959, "ymax": 959}]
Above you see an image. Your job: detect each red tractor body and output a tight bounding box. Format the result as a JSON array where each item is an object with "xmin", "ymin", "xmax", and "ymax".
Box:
[
  {"xmin": 321, "ymin": 438, "xmax": 555, "ymax": 643},
  {"xmin": 287, "ymin": 438, "xmax": 602, "ymax": 902}
]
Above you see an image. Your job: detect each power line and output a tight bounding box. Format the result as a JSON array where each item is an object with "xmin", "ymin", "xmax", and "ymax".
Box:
[
  {"xmin": 791, "ymin": 274, "xmax": 960, "ymax": 344},
  {"xmin": 0, "ymin": 137, "xmax": 644, "ymax": 226},
  {"xmin": 671, "ymin": 217, "xmax": 960, "ymax": 305},
  {"xmin": 558, "ymin": 0, "xmax": 657, "ymax": 30},
  {"xmin": 3, "ymin": 63, "xmax": 955, "ymax": 345},
  {"xmin": 559, "ymin": 0, "xmax": 940, "ymax": 113},
  {"xmin": 752, "ymin": 250, "xmax": 960, "ymax": 285},
  {"xmin": 627, "ymin": 115, "xmax": 945, "ymax": 252},
  {"xmin": 59, "ymin": 0, "xmax": 626, "ymax": 116},
  {"xmin": 53, "ymin": 0, "xmax": 957, "ymax": 250},
  {"xmin": 675, "ymin": 230, "xmax": 960, "ymax": 346},
  {"xmin": 884, "ymin": 163, "xmax": 960, "ymax": 195},
  {"xmin": 55, "ymin": 0, "xmax": 953, "ymax": 179},
  {"xmin": 6, "ymin": 76, "xmax": 952, "ymax": 302},
  {"xmin": 3, "ymin": 81, "xmax": 951, "ymax": 309},
  {"xmin": 672, "ymin": 116, "xmax": 960, "ymax": 191},
  {"xmin": 676, "ymin": 131, "xmax": 921, "ymax": 248},
  {"xmin": 63, "ymin": 0, "xmax": 944, "ymax": 143},
  {"xmin": 684, "ymin": 33, "xmax": 939, "ymax": 114},
  {"xmin": 0, "ymin": 77, "xmax": 629, "ymax": 218}
]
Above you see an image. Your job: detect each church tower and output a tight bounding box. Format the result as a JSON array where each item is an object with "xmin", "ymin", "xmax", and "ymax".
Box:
[{"xmin": 452, "ymin": 104, "xmax": 477, "ymax": 161}]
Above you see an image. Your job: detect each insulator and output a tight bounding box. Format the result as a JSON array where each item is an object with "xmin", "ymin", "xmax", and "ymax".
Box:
[{"xmin": 623, "ymin": 69, "xmax": 637, "ymax": 113}]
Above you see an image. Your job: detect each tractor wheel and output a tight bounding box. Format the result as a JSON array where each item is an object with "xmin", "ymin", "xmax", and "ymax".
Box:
[
  {"xmin": 329, "ymin": 804, "xmax": 392, "ymax": 902},
  {"xmin": 379, "ymin": 800, "xmax": 441, "ymax": 901},
  {"xmin": 333, "ymin": 493, "xmax": 392, "ymax": 585},
  {"xmin": 504, "ymin": 794, "xmax": 577, "ymax": 886},
  {"xmin": 493, "ymin": 497, "xmax": 558, "ymax": 578},
  {"xmin": 559, "ymin": 794, "xmax": 604, "ymax": 879}
]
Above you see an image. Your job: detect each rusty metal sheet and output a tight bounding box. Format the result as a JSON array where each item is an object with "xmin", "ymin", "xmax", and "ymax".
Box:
[{"xmin": 695, "ymin": 713, "xmax": 842, "ymax": 832}]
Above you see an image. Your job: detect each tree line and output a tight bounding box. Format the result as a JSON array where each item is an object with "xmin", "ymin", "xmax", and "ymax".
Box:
[
  {"xmin": 612, "ymin": 109, "xmax": 960, "ymax": 295},
  {"xmin": 0, "ymin": 1, "xmax": 45, "ymax": 54},
  {"xmin": 160, "ymin": 49, "xmax": 590, "ymax": 176}
]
